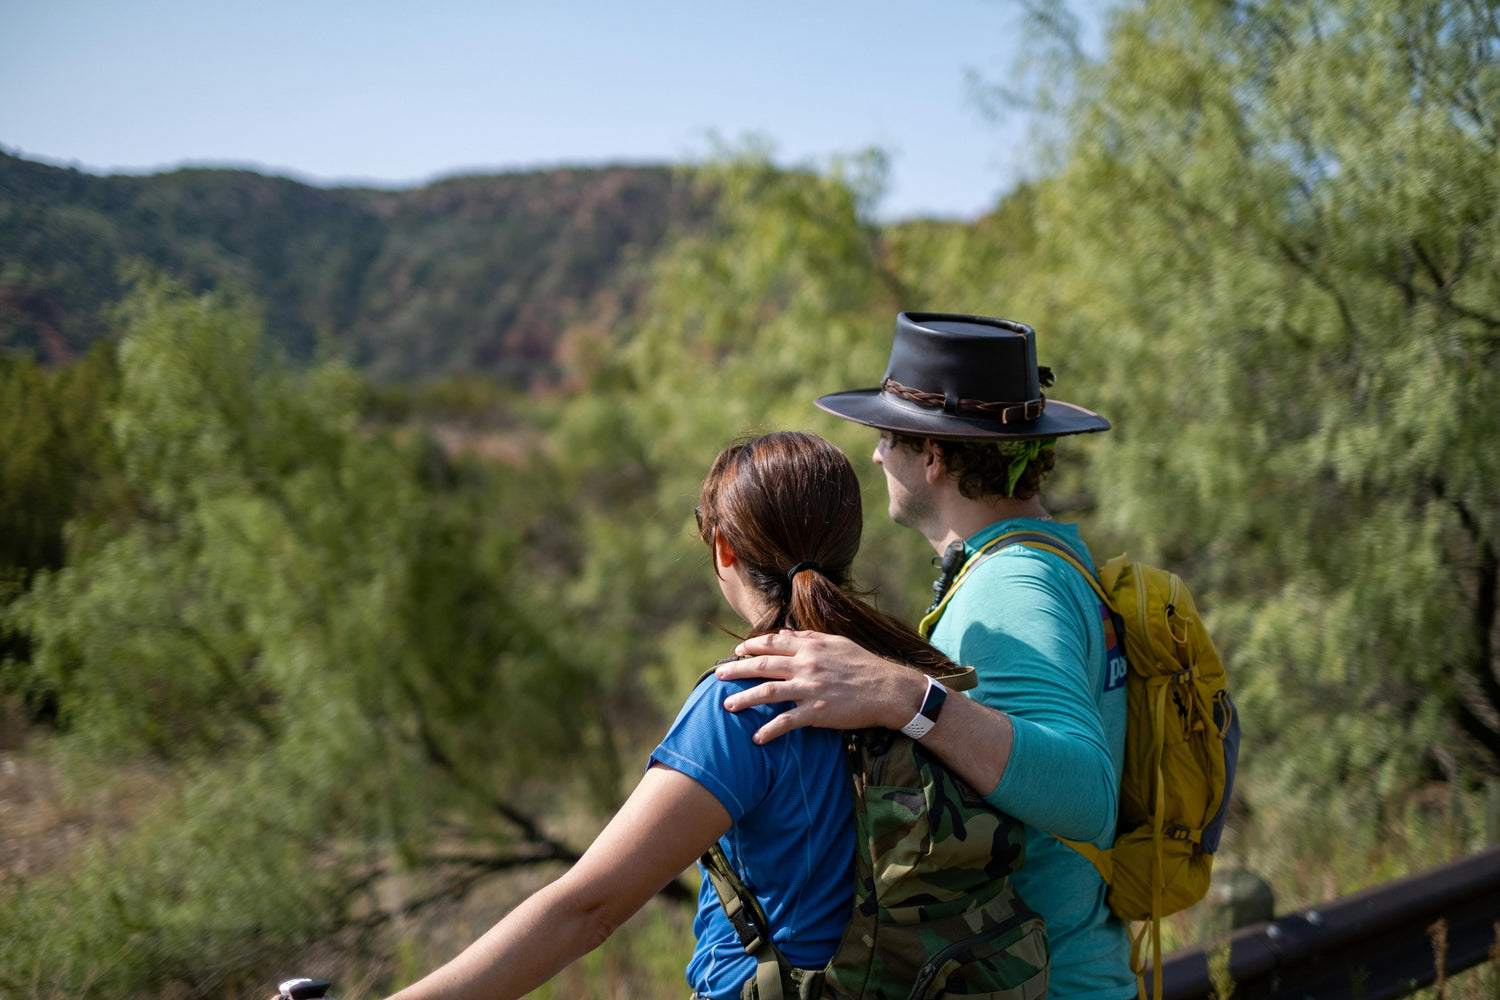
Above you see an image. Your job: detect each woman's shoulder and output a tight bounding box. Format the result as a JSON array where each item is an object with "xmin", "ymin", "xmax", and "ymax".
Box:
[
  {"xmin": 671, "ymin": 659, "xmax": 837, "ymax": 749},
  {"xmin": 681, "ymin": 663, "xmax": 778, "ymax": 720}
]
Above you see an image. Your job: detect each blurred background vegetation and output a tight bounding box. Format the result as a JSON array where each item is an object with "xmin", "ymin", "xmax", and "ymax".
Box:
[{"xmin": 2, "ymin": 0, "xmax": 1498, "ymax": 997}]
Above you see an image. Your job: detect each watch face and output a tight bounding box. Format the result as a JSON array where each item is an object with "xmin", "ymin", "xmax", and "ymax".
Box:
[
  {"xmin": 922, "ymin": 677, "xmax": 948, "ymax": 719},
  {"xmin": 902, "ymin": 676, "xmax": 948, "ymax": 740}
]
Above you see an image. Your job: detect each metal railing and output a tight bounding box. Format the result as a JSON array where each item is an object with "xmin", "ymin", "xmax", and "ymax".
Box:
[{"xmin": 1154, "ymin": 845, "xmax": 1500, "ymax": 999}]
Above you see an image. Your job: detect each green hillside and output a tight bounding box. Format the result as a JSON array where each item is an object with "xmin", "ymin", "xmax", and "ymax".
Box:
[{"xmin": 0, "ymin": 151, "xmax": 711, "ymax": 383}]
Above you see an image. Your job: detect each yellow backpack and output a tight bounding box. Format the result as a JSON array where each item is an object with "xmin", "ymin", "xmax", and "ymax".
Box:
[{"xmin": 926, "ymin": 531, "xmax": 1240, "ymax": 999}]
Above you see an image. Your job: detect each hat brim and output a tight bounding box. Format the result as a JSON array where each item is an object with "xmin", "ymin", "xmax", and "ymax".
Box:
[{"xmin": 815, "ymin": 387, "xmax": 1110, "ymax": 441}]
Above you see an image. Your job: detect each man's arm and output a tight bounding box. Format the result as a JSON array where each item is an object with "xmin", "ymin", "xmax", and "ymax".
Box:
[
  {"xmin": 718, "ymin": 582, "xmax": 1118, "ymax": 845},
  {"xmin": 716, "ymin": 631, "xmax": 1015, "ymax": 797},
  {"xmin": 954, "ymin": 553, "xmax": 1118, "ymax": 843}
]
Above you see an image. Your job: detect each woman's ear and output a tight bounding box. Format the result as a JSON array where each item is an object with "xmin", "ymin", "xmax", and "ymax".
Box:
[{"xmin": 713, "ymin": 530, "xmax": 737, "ymax": 570}]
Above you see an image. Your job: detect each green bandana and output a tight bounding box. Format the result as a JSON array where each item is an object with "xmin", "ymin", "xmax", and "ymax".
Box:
[{"xmin": 1000, "ymin": 439, "xmax": 1055, "ymax": 496}]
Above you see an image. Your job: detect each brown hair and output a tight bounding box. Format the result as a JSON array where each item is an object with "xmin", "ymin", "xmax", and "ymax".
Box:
[
  {"xmin": 697, "ymin": 431, "xmax": 955, "ymax": 675},
  {"xmin": 886, "ymin": 431, "xmax": 1056, "ymax": 501}
]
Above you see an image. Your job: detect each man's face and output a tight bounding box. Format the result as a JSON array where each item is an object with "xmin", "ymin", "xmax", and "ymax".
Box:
[{"xmin": 872, "ymin": 431, "xmax": 935, "ymax": 531}]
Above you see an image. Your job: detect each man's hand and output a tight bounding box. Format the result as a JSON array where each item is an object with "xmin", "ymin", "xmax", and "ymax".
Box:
[
  {"xmin": 718, "ymin": 629, "xmax": 1014, "ymax": 796},
  {"xmin": 715, "ymin": 630, "xmax": 926, "ymax": 743}
]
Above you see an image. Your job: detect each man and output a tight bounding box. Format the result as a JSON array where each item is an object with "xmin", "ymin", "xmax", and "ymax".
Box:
[{"xmin": 715, "ymin": 312, "xmax": 1135, "ymax": 999}]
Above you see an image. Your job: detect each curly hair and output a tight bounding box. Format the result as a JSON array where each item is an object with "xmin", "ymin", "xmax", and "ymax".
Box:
[{"xmin": 886, "ymin": 431, "xmax": 1056, "ymax": 501}]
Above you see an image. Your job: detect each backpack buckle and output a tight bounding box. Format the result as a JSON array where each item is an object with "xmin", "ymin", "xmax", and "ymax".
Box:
[
  {"xmin": 727, "ymin": 905, "xmax": 768, "ymax": 953},
  {"xmin": 1166, "ymin": 825, "xmax": 1192, "ymax": 841}
]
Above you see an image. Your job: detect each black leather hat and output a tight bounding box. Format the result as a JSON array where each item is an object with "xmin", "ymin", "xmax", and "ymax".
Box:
[{"xmin": 814, "ymin": 312, "xmax": 1110, "ymax": 440}]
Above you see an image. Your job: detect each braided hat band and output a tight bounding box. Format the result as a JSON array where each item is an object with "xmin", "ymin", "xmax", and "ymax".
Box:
[{"xmin": 814, "ymin": 312, "xmax": 1110, "ymax": 441}]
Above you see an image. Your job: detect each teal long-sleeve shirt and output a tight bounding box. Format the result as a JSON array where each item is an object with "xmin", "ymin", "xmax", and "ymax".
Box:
[{"xmin": 926, "ymin": 518, "xmax": 1134, "ymax": 1000}]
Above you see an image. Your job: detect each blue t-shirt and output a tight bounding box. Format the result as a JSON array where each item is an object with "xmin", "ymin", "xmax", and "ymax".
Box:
[
  {"xmin": 650, "ymin": 674, "xmax": 853, "ymax": 1000},
  {"xmin": 929, "ymin": 519, "xmax": 1134, "ymax": 1000}
]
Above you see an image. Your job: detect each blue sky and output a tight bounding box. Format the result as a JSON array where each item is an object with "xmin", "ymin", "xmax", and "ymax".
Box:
[{"xmin": 1, "ymin": 1, "xmax": 1105, "ymax": 221}]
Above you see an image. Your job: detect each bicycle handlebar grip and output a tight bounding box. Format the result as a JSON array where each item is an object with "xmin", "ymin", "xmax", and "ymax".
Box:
[{"xmin": 278, "ymin": 978, "xmax": 334, "ymax": 1000}]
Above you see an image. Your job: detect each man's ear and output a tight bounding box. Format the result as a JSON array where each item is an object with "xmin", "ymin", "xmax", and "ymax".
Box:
[{"xmin": 923, "ymin": 439, "xmax": 946, "ymax": 485}]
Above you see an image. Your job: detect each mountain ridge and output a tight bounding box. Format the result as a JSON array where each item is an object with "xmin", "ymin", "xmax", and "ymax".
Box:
[{"xmin": 0, "ymin": 151, "xmax": 714, "ymax": 384}]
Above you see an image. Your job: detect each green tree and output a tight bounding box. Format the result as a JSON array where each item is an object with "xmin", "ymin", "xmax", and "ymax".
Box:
[
  {"xmin": 0, "ymin": 276, "xmax": 621, "ymax": 997},
  {"xmin": 0, "ymin": 342, "xmax": 125, "ymax": 578},
  {"xmin": 0, "ymin": 341, "xmax": 131, "ymax": 712},
  {"xmin": 546, "ymin": 146, "xmax": 952, "ymax": 704},
  {"xmin": 994, "ymin": 0, "xmax": 1500, "ymax": 855}
]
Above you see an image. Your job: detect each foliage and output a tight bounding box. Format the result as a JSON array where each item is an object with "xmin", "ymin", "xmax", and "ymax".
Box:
[
  {"xmin": 990, "ymin": 0, "xmax": 1500, "ymax": 862},
  {"xmin": 0, "ymin": 275, "xmax": 614, "ymax": 997},
  {"xmin": 545, "ymin": 145, "xmax": 956, "ymax": 708},
  {"xmin": 0, "ymin": 340, "xmax": 132, "ymax": 710},
  {"xmin": 0, "ymin": 342, "xmax": 126, "ymax": 579}
]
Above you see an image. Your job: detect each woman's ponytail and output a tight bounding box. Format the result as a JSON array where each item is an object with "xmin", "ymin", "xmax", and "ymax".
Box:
[{"xmin": 699, "ymin": 431, "xmax": 958, "ymax": 677}]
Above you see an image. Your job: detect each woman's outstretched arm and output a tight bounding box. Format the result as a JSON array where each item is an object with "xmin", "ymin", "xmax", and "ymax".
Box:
[{"xmin": 387, "ymin": 763, "xmax": 729, "ymax": 1000}]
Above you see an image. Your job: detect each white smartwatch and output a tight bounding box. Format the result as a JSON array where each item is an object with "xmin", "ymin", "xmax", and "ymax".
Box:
[{"xmin": 900, "ymin": 675, "xmax": 949, "ymax": 740}]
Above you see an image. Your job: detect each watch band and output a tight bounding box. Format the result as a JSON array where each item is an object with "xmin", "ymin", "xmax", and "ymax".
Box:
[{"xmin": 900, "ymin": 675, "xmax": 949, "ymax": 740}]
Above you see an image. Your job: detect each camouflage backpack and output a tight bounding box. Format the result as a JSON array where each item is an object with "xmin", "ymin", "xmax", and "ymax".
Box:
[{"xmin": 698, "ymin": 665, "xmax": 1050, "ymax": 1000}]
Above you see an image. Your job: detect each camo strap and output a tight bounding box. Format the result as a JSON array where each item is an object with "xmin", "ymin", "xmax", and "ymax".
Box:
[{"xmin": 700, "ymin": 843, "xmax": 809, "ymax": 1000}]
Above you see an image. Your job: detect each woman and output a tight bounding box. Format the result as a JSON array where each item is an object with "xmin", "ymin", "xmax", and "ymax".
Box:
[{"xmin": 376, "ymin": 431, "xmax": 961, "ymax": 1000}]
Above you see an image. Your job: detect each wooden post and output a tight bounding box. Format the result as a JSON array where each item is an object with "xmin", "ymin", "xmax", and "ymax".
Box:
[
  {"xmin": 1486, "ymin": 777, "xmax": 1500, "ymax": 847},
  {"xmin": 1205, "ymin": 868, "xmax": 1275, "ymax": 937}
]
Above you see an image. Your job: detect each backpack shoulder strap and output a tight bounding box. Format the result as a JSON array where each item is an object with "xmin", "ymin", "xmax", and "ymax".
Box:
[
  {"xmin": 989, "ymin": 530, "xmax": 1111, "ymax": 608},
  {"xmin": 920, "ymin": 529, "xmax": 1111, "ymax": 637},
  {"xmin": 701, "ymin": 843, "xmax": 792, "ymax": 1000},
  {"xmin": 919, "ymin": 536, "xmax": 1005, "ymax": 637}
]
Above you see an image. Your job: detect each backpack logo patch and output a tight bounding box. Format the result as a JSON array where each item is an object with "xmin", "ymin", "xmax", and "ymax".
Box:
[{"xmin": 1102, "ymin": 603, "xmax": 1128, "ymax": 692}]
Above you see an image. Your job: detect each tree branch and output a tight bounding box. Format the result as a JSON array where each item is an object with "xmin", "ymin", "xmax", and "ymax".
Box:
[
  {"xmin": 342, "ymin": 846, "xmax": 697, "ymax": 934},
  {"xmin": 1266, "ymin": 232, "xmax": 1367, "ymax": 343},
  {"xmin": 1432, "ymin": 477, "xmax": 1500, "ymax": 771},
  {"xmin": 1454, "ymin": 700, "xmax": 1500, "ymax": 772},
  {"xmin": 397, "ymin": 673, "xmax": 697, "ymax": 906},
  {"xmin": 132, "ymin": 620, "xmax": 276, "ymax": 739},
  {"xmin": 1385, "ymin": 239, "xmax": 1500, "ymax": 332},
  {"xmin": 1409, "ymin": 238, "xmax": 1449, "ymax": 292}
]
